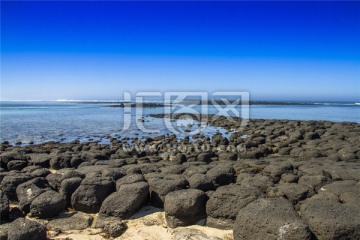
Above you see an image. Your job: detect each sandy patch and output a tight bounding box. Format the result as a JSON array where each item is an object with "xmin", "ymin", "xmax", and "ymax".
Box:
[{"xmin": 51, "ymin": 206, "xmax": 233, "ymax": 240}]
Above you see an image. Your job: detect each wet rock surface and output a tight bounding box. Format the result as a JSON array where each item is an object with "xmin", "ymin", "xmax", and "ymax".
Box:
[{"xmin": 0, "ymin": 115, "xmax": 359, "ymax": 239}]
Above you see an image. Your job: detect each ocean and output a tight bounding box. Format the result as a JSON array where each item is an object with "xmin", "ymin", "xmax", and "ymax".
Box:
[{"xmin": 1, "ymin": 101, "xmax": 359, "ymax": 145}]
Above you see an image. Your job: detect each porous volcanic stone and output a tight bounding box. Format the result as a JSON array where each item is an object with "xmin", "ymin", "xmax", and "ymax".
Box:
[
  {"xmin": 234, "ymin": 198, "xmax": 311, "ymax": 240},
  {"xmin": 164, "ymin": 189, "xmax": 207, "ymax": 228}
]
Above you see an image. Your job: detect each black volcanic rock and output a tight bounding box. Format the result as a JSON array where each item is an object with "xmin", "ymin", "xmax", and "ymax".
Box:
[
  {"xmin": 16, "ymin": 177, "xmax": 51, "ymax": 213},
  {"xmin": 147, "ymin": 174, "xmax": 188, "ymax": 208},
  {"xmin": 7, "ymin": 218, "xmax": 47, "ymax": 240},
  {"xmin": 30, "ymin": 190, "xmax": 66, "ymax": 218},
  {"xmin": 99, "ymin": 181, "xmax": 149, "ymax": 219},
  {"xmin": 206, "ymin": 184, "xmax": 263, "ymax": 229},
  {"xmin": 0, "ymin": 190, "xmax": 9, "ymax": 221},
  {"xmin": 164, "ymin": 189, "xmax": 207, "ymax": 228},
  {"xmin": 115, "ymin": 174, "xmax": 144, "ymax": 190},
  {"xmin": 300, "ymin": 196, "xmax": 360, "ymax": 239},
  {"xmin": 60, "ymin": 177, "xmax": 83, "ymax": 206},
  {"xmin": 0, "ymin": 174, "xmax": 33, "ymax": 201},
  {"xmin": 188, "ymin": 174, "xmax": 214, "ymax": 192},
  {"xmin": 71, "ymin": 174, "xmax": 115, "ymax": 213},
  {"xmin": 206, "ymin": 165, "xmax": 236, "ymax": 187},
  {"xmin": 234, "ymin": 198, "xmax": 311, "ymax": 240}
]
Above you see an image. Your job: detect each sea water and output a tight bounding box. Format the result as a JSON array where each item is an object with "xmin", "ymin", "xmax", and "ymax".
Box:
[{"xmin": 0, "ymin": 101, "xmax": 359, "ymax": 145}]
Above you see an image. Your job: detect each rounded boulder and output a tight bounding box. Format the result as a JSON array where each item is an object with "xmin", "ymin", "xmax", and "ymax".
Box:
[
  {"xmin": 30, "ymin": 190, "xmax": 66, "ymax": 218},
  {"xmin": 8, "ymin": 218, "xmax": 47, "ymax": 240},
  {"xmin": 164, "ymin": 189, "xmax": 207, "ymax": 228}
]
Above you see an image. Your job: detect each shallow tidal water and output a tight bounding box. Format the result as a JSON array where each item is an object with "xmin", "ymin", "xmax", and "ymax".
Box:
[{"xmin": 0, "ymin": 101, "xmax": 359, "ymax": 145}]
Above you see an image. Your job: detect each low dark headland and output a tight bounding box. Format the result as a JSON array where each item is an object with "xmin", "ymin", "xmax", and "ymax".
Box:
[
  {"xmin": 106, "ymin": 102, "xmax": 165, "ymax": 108},
  {"xmin": 0, "ymin": 116, "xmax": 359, "ymax": 239},
  {"xmin": 97, "ymin": 100, "xmax": 341, "ymax": 108}
]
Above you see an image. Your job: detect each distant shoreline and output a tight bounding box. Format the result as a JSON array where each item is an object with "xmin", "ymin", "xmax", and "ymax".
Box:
[
  {"xmin": 74, "ymin": 100, "xmax": 360, "ymax": 108},
  {"xmin": 1, "ymin": 100, "xmax": 359, "ymax": 107}
]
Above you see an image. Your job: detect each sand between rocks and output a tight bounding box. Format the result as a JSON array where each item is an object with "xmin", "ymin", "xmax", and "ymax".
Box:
[{"xmin": 51, "ymin": 206, "xmax": 232, "ymax": 240}]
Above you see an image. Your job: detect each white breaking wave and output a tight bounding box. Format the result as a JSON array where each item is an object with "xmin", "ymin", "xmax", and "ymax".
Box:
[{"xmin": 55, "ymin": 99, "xmax": 124, "ymax": 102}]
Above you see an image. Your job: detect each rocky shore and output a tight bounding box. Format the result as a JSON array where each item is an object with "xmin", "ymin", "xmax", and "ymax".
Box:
[{"xmin": 0, "ymin": 115, "xmax": 360, "ymax": 240}]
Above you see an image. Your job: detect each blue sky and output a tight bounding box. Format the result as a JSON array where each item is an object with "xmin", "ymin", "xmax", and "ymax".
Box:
[{"xmin": 1, "ymin": 1, "xmax": 359, "ymax": 101}]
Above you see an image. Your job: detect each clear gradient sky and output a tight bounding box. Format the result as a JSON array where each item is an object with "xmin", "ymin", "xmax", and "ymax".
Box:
[{"xmin": 1, "ymin": 1, "xmax": 360, "ymax": 101}]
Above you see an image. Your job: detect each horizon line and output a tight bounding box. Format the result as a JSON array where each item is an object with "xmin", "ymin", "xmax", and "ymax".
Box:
[{"xmin": 1, "ymin": 99, "xmax": 360, "ymax": 103}]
